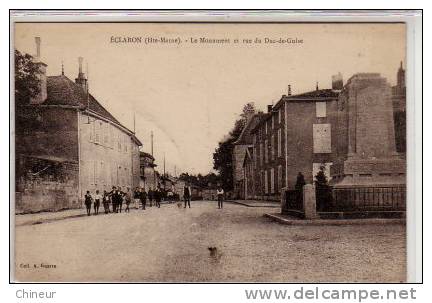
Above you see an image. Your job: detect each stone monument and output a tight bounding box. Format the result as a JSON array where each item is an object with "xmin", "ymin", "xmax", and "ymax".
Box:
[{"xmin": 330, "ymin": 73, "xmax": 406, "ymax": 187}]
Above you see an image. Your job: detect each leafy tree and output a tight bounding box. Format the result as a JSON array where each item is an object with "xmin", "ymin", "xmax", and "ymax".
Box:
[
  {"xmin": 314, "ymin": 165, "xmax": 329, "ymax": 188},
  {"xmin": 213, "ymin": 102, "xmax": 256, "ymax": 191},
  {"xmin": 15, "ymin": 49, "xmax": 41, "ymax": 105}
]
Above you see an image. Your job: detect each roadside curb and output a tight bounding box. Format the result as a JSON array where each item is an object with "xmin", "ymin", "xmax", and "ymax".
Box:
[
  {"xmin": 264, "ymin": 213, "xmax": 406, "ymax": 226},
  {"xmin": 226, "ymin": 200, "xmax": 280, "ymax": 208}
]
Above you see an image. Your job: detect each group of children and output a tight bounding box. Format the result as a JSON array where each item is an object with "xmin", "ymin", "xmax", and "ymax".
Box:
[
  {"xmin": 83, "ymin": 185, "xmax": 172, "ymax": 216},
  {"xmin": 83, "ymin": 184, "xmax": 226, "ymax": 216}
]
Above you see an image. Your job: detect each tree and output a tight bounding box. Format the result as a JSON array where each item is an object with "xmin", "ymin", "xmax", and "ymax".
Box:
[
  {"xmin": 15, "ymin": 49, "xmax": 41, "ymax": 105},
  {"xmin": 314, "ymin": 165, "xmax": 329, "ymax": 188},
  {"xmin": 213, "ymin": 102, "xmax": 256, "ymax": 191}
]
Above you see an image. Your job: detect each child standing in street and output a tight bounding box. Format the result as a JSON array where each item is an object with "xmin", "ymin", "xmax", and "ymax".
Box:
[
  {"xmin": 102, "ymin": 190, "xmax": 110, "ymax": 214},
  {"xmin": 124, "ymin": 188, "xmax": 132, "ymax": 213},
  {"xmin": 94, "ymin": 190, "xmax": 102, "ymax": 215},
  {"xmin": 84, "ymin": 191, "xmax": 93, "ymax": 216}
]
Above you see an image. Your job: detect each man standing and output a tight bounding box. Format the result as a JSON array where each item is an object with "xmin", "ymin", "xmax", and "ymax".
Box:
[
  {"xmin": 216, "ymin": 186, "xmax": 224, "ymax": 209},
  {"xmin": 183, "ymin": 183, "xmax": 191, "ymax": 208},
  {"xmin": 140, "ymin": 188, "xmax": 147, "ymax": 210},
  {"xmin": 109, "ymin": 186, "xmax": 117, "ymax": 213},
  {"xmin": 118, "ymin": 186, "xmax": 124, "ymax": 213},
  {"xmin": 124, "ymin": 187, "xmax": 132, "ymax": 213},
  {"xmin": 154, "ymin": 187, "xmax": 161, "ymax": 208}
]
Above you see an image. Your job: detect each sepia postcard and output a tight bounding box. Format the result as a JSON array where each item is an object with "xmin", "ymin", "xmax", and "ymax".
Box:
[{"xmin": 11, "ymin": 19, "xmax": 412, "ymax": 283}]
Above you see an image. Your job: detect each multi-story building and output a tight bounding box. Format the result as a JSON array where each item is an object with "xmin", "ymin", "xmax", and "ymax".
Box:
[
  {"xmin": 15, "ymin": 37, "xmax": 142, "ymax": 213},
  {"xmin": 249, "ymin": 80, "xmax": 341, "ymax": 201}
]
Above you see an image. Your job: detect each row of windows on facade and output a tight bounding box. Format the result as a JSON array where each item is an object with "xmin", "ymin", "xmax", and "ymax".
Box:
[
  {"xmin": 82, "ymin": 160, "xmax": 138, "ymax": 188},
  {"xmin": 253, "ymin": 128, "xmax": 283, "ymax": 166},
  {"xmin": 255, "ymin": 101, "xmax": 327, "ymax": 139},
  {"xmin": 252, "ymin": 102, "xmax": 329, "ymax": 165},
  {"xmin": 83, "ymin": 116, "xmax": 139, "ymax": 154},
  {"xmin": 259, "ymin": 165, "xmax": 284, "ymax": 194},
  {"xmin": 258, "ymin": 162, "xmax": 333, "ymax": 196},
  {"xmin": 253, "ymin": 122, "xmax": 332, "ymax": 169}
]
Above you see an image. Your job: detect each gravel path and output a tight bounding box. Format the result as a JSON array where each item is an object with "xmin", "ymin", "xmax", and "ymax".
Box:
[{"xmin": 14, "ymin": 201, "xmax": 406, "ymax": 282}]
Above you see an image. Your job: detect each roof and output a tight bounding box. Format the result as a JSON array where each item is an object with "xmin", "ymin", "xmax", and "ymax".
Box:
[
  {"xmin": 45, "ymin": 75, "xmax": 123, "ymax": 126},
  {"xmin": 42, "ymin": 75, "xmax": 142, "ymax": 145},
  {"xmin": 234, "ymin": 113, "xmax": 265, "ymax": 145},
  {"xmin": 140, "ymin": 151, "xmax": 155, "ymax": 160},
  {"xmin": 251, "ymin": 88, "xmax": 340, "ymax": 133},
  {"xmin": 283, "ymin": 89, "xmax": 340, "ymax": 101}
]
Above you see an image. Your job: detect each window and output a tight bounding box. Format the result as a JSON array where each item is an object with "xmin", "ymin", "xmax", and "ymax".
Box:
[
  {"xmin": 272, "ymin": 115, "xmax": 275, "ymax": 129},
  {"xmin": 313, "ymin": 124, "xmax": 331, "ymax": 153},
  {"xmin": 264, "ymin": 170, "xmax": 268, "ymax": 194},
  {"xmin": 118, "ymin": 133, "xmax": 122, "ymax": 151},
  {"xmin": 265, "ymin": 122, "xmax": 268, "ymax": 134},
  {"xmin": 278, "ymin": 165, "xmax": 282, "ymax": 193},
  {"xmin": 270, "ymin": 168, "xmax": 275, "ymax": 193},
  {"xmin": 260, "ymin": 143, "xmax": 263, "ymax": 166},
  {"xmin": 93, "ymin": 160, "xmax": 98, "ymax": 185},
  {"xmin": 278, "ymin": 109, "xmax": 281, "ymax": 124},
  {"xmin": 271, "ymin": 134, "xmax": 275, "ymax": 161},
  {"xmin": 89, "ymin": 119, "xmax": 95, "ymax": 142},
  {"xmin": 264, "ymin": 139, "xmax": 268, "ymax": 163},
  {"xmin": 277, "ymin": 128, "xmax": 282, "ymax": 157},
  {"xmin": 95, "ymin": 121, "xmax": 102, "ymax": 144},
  {"xmin": 316, "ymin": 102, "xmax": 327, "ymax": 118},
  {"xmin": 103, "ymin": 123, "xmax": 109, "ymax": 145}
]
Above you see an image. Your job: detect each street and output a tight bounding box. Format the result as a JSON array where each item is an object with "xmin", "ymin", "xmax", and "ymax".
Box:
[{"xmin": 14, "ymin": 201, "xmax": 406, "ymax": 282}]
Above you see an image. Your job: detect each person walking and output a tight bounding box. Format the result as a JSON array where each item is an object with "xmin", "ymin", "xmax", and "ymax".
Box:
[
  {"xmin": 140, "ymin": 188, "xmax": 147, "ymax": 210},
  {"xmin": 216, "ymin": 186, "xmax": 224, "ymax": 209},
  {"xmin": 133, "ymin": 187, "xmax": 141, "ymax": 209},
  {"xmin": 124, "ymin": 188, "xmax": 132, "ymax": 213},
  {"xmin": 102, "ymin": 190, "xmax": 110, "ymax": 214},
  {"xmin": 118, "ymin": 187, "xmax": 124, "ymax": 213},
  {"xmin": 148, "ymin": 188, "xmax": 154, "ymax": 207},
  {"xmin": 84, "ymin": 191, "xmax": 93, "ymax": 216},
  {"xmin": 94, "ymin": 190, "xmax": 102, "ymax": 215},
  {"xmin": 109, "ymin": 186, "xmax": 117, "ymax": 213},
  {"xmin": 155, "ymin": 187, "xmax": 161, "ymax": 208},
  {"xmin": 183, "ymin": 183, "xmax": 191, "ymax": 208}
]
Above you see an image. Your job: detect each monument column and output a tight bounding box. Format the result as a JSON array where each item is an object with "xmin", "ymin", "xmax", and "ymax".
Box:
[{"xmin": 331, "ymin": 73, "xmax": 406, "ymax": 187}]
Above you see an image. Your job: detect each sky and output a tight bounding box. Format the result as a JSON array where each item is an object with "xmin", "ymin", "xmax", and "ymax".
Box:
[{"xmin": 14, "ymin": 23, "xmax": 406, "ymax": 175}]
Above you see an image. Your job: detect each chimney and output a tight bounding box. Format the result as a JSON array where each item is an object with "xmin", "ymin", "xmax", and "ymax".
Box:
[
  {"xmin": 267, "ymin": 105, "xmax": 273, "ymax": 113},
  {"xmin": 288, "ymin": 84, "xmax": 292, "ymax": 96},
  {"xmin": 75, "ymin": 56, "xmax": 87, "ymax": 91},
  {"xmin": 29, "ymin": 37, "xmax": 48, "ymax": 104},
  {"xmin": 331, "ymin": 72, "xmax": 344, "ymax": 90},
  {"xmin": 316, "ymin": 81, "xmax": 319, "ymax": 91}
]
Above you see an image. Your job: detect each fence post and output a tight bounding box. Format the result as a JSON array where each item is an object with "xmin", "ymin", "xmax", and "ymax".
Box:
[
  {"xmin": 280, "ymin": 187, "xmax": 287, "ymax": 214},
  {"xmin": 303, "ymin": 184, "xmax": 318, "ymax": 219}
]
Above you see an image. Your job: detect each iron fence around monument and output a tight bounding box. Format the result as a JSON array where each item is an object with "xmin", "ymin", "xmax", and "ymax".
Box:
[
  {"xmin": 283, "ymin": 189, "xmax": 303, "ymax": 212},
  {"xmin": 317, "ymin": 185, "xmax": 406, "ymax": 212}
]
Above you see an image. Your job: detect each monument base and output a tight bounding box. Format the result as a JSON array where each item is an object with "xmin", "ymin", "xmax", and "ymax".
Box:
[{"xmin": 330, "ymin": 157, "xmax": 406, "ymax": 188}]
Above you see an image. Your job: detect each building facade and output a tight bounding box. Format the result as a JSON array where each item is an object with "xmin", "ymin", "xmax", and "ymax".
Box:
[
  {"xmin": 232, "ymin": 113, "xmax": 265, "ymax": 199},
  {"xmin": 15, "ymin": 38, "xmax": 142, "ymax": 213},
  {"xmin": 249, "ymin": 80, "xmax": 341, "ymax": 201}
]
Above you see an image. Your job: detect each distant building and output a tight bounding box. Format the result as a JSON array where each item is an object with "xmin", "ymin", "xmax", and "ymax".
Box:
[
  {"xmin": 232, "ymin": 113, "xmax": 265, "ymax": 199},
  {"xmin": 139, "ymin": 151, "xmax": 157, "ymax": 191},
  {"xmin": 15, "ymin": 37, "xmax": 142, "ymax": 213}
]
